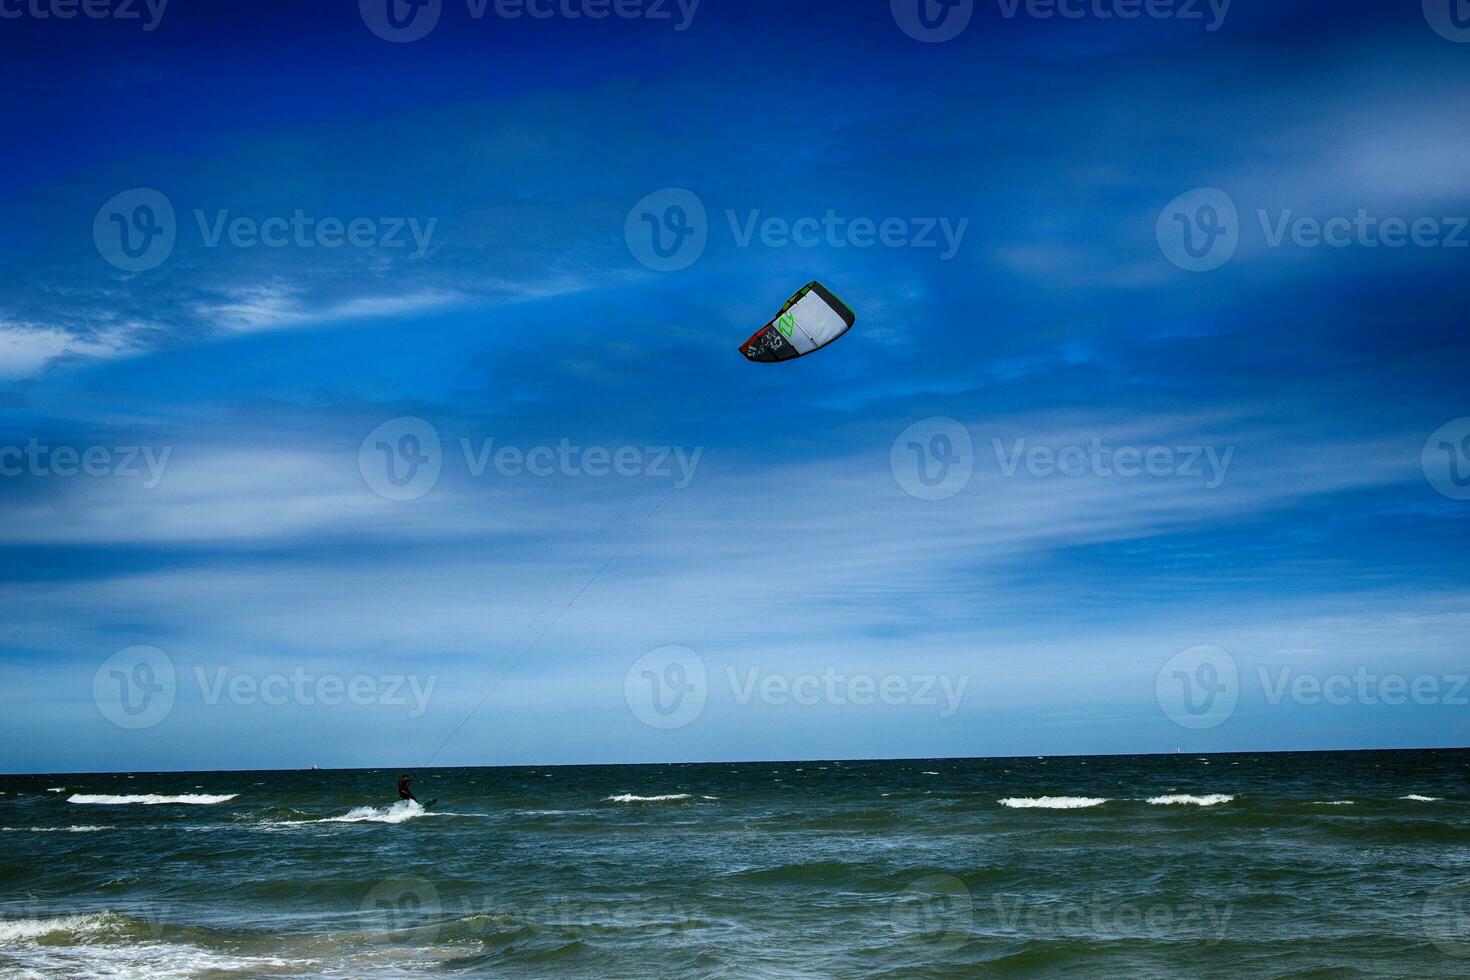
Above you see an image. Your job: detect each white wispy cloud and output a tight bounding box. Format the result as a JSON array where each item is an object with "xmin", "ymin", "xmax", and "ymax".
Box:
[{"xmin": 0, "ymin": 321, "xmax": 140, "ymax": 378}]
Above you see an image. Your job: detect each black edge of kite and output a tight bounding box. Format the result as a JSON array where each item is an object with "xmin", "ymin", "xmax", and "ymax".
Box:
[{"xmin": 807, "ymin": 281, "xmax": 856, "ymax": 330}]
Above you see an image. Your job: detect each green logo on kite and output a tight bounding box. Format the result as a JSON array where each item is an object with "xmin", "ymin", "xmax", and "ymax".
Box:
[{"xmin": 777, "ymin": 312, "xmax": 796, "ymax": 338}]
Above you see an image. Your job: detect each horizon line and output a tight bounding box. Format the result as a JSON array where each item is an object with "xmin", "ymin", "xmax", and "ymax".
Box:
[{"xmin": 12, "ymin": 741, "xmax": 1469, "ymax": 778}]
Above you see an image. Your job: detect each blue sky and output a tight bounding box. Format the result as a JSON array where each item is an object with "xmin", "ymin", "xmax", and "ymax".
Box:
[{"xmin": 1, "ymin": 0, "xmax": 1467, "ymax": 772}]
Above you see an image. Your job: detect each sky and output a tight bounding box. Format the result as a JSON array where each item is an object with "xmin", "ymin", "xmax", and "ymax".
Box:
[{"xmin": 0, "ymin": 0, "xmax": 1467, "ymax": 773}]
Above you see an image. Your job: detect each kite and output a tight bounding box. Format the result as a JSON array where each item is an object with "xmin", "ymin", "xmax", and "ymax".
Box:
[{"xmin": 739, "ymin": 281, "xmax": 855, "ymax": 363}]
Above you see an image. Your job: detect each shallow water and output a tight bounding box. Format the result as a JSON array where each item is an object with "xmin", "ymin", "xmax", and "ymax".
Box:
[{"xmin": 4, "ymin": 749, "xmax": 1468, "ymax": 977}]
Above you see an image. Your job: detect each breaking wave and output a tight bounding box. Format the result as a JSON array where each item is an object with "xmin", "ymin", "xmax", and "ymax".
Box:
[
  {"xmin": 67, "ymin": 794, "xmax": 238, "ymax": 806},
  {"xmin": 1146, "ymin": 794, "xmax": 1234, "ymax": 806},
  {"xmin": 2, "ymin": 825, "xmax": 111, "ymax": 833},
  {"xmin": 0, "ymin": 912, "xmax": 314, "ymax": 977},
  {"xmin": 999, "ymin": 796, "xmax": 1108, "ymax": 809},
  {"xmin": 0, "ymin": 913, "xmax": 126, "ymax": 942},
  {"xmin": 268, "ymin": 800, "xmax": 437, "ymax": 826}
]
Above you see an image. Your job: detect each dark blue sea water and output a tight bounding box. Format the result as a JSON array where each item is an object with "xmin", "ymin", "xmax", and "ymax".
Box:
[{"xmin": 3, "ymin": 750, "xmax": 1468, "ymax": 977}]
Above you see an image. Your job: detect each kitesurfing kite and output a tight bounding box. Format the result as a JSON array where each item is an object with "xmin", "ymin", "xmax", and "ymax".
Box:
[{"xmin": 739, "ymin": 281, "xmax": 855, "ymax": 362}]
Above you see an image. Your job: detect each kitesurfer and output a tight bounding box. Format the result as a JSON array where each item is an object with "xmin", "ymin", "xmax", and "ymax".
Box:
[{"xmin": 397, "ymin": 774, "xmax": 417, "ymax": 803}]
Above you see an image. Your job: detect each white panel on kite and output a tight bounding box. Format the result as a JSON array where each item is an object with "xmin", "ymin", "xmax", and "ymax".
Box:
[
  {"xmin": 739, "ymin": 282, "xmax": 856, "ymax": 363},
  {"xmin": 787, "ymin": 290, "xmax": 848, "ymax": 349}
]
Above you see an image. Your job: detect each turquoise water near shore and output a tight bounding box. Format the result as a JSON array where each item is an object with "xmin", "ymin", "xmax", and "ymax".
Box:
[{"xmin": 3, "ymin": 749, "xmax": 1468, "ymax": 977}]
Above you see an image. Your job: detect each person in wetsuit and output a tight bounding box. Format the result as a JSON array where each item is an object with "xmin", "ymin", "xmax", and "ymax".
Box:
[{"xmin": 397, "ymin": 774, "xmax": 417, "ymax": 802}]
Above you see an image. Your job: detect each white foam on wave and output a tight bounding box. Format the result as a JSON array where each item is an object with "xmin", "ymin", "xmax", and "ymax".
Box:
[
  {"xmin": 1311, "ymin": 800, "xmax": 1354, "ymax": 806},
  {"xmin": 1147, "ymin": 794, "xmax": 1234, "ymax": 806},
  {"xmin": 272, "ymin": 800, "xmax": 435, "ymax": 826},
  {"xmin": 46, "ymin": 787, "xmax": 66, "ymax": 792},
  {"xmin": 2, "ymin": 825, "xmax": 111, "ymax": 833},
  {"xmin": 0, "ymin": 914, "xmax": 121, "ymax": 942},
  {"xmin": 67, "ymin": 794, "xmax": 238, "ymax": 806},
  {"xmin": 605, "ymin": 793, "xmax": 691, "ymax": 803},
  {"xmin": 321, "ymin": 801, "xmax": 432, "ymax": 824},
  {"xmin": 999, "ymin": 796, "xmax": 1108, "ymax": 809},
  {"xmin": 1400, "ymin": 794, "xmax": 1442, "ymax": 802},
  {"xmin": 0, "ymin": 913, "xmax": 315, "ymax": 980}
]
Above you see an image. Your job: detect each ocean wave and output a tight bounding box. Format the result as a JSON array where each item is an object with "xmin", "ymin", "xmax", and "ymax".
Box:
[
  {"xmin": 320, "ymin": 801, "xmax": 433, "ymax": 824},
  {"xmin": 1400, "ymin": 794, "xmax": 1442, "ymax": 802},
  {"xmin": 0, "ymin": 912, "xmax": 126, "ymax": 942},
  {"xmin": 605, "ymin": 793, "xmax": 692, "ymax": 803},
  {"xmin": 719, "ymin": 859, "xmax": 875, "ymax": 885},
  {"xmin": 1310, "ymin": 800, "xmax": 1355, "ymax": 806},
  {"xmin": 7, "ymin": 948, "xmax": 313, "ymax": 980},
  {"xmin": 999, "ymin": 796, "xmax": 1108, "ymax": 809},
  {"xmin": 0, "ymin": 914, "xmax": 314, "ymax": 978},
  {"xmin": 2, "ymin": 825, "xmax": 111, "ymax": 833},
  {"xmin": 46, "ymin": 787, "xmax": 66, "ymax": 792},
  {"xmin": 271, "ymin": 800, "xmax": 436, "ymax": 825},
  {"xmin": 1146, "ymin": 794, "xmax": 1235, "ymax": 806},
  {"xmin": 67, "ymin": 793, "xmax": 238, "ymax": 806},
  {"xmin": 0, "ymin": 913, "xmax": 317, "ymax": 978}
]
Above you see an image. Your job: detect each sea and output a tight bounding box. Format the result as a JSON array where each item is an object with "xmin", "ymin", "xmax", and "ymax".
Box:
[{"xmin": 2, "ymin": 749, "xmax": 1467, "ymax": 977}]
